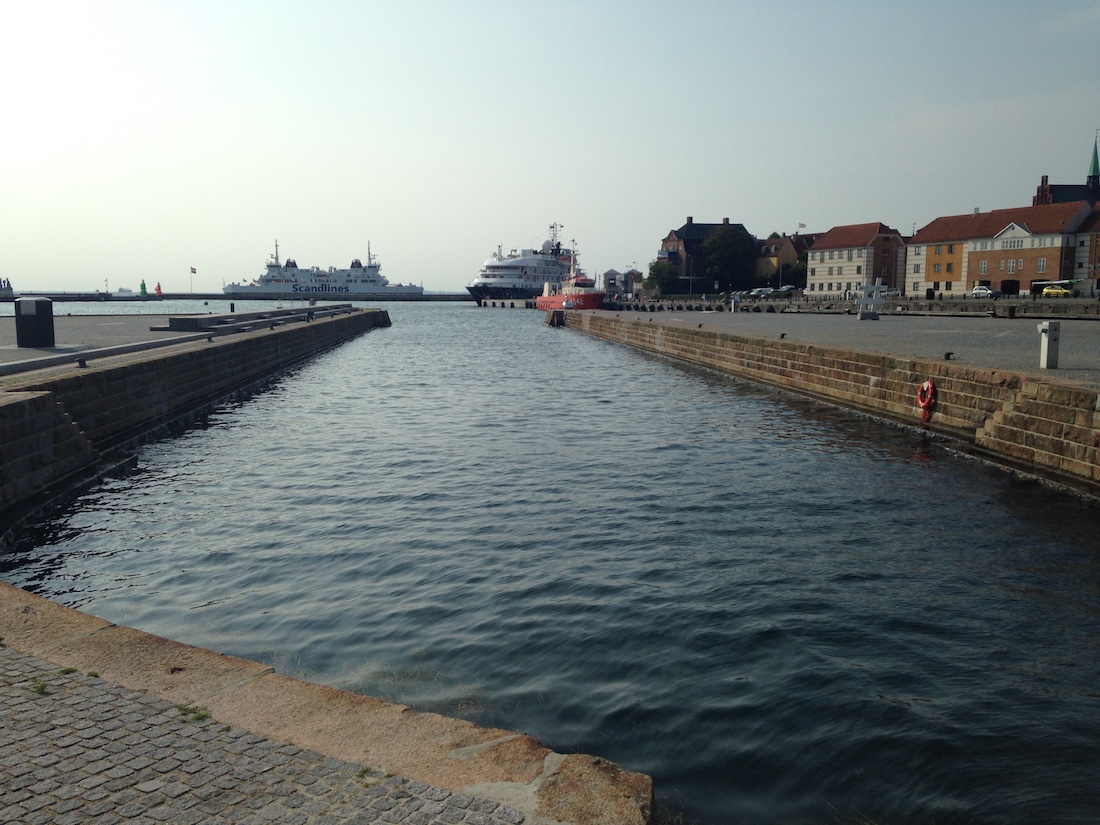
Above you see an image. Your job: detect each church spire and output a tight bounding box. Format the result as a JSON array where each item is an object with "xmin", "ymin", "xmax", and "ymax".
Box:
[{"xmin": 1089, "ymin": 132, "xmax": 1099, "ymax": 192}]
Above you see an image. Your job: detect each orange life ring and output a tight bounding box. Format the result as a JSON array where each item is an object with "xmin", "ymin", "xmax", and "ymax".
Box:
[{"xmin": 916, "ymin": 379, "xmax": 936, "ymax": 421}]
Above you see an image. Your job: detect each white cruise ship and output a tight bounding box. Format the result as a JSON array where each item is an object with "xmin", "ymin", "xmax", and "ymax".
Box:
[
  {"xmin": 224, "ymin": 242, "xmax": 423, "ymax": 297},
  {"xmin": 465, "ymin": 224, "xmax": 581, "ymax": 305}
]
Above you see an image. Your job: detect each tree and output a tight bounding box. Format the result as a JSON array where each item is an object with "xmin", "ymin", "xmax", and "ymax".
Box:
[
  {"xmin": 782, "ymin": 261, "xmax": 807, "ymax": 289},
  {"xmin": 701, "ymin": 224, "xmax": 756, "ymax": 292},
  {"xmin": 646, "ymin": 260, "xmax": 679, "ymax": 296}
]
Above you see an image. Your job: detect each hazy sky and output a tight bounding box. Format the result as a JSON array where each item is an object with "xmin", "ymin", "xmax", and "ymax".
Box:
[{"xmin": 2, "ymin": 1, "xmax": 1099, "ymax": 294}]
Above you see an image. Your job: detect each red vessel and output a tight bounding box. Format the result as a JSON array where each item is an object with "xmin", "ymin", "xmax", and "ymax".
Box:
[{"xmin": 535, "ymin": 273, "xmax": 605, "ymax": 311}]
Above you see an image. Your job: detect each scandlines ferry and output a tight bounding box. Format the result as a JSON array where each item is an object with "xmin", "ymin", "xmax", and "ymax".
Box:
[{"xmin": 224, "ymin": 242, "xmax": 423, "ymax": 296}]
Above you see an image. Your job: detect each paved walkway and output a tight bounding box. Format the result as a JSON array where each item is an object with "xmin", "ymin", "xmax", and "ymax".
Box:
[
  {"xmin": 600, "ymin": 307, "xmax": 1100, "ymax": 389},
  {"xmin": 0, "ymin": 647, "xmax": 525, "ymax": 825},
  {"xmin": 0, "ymin": 315, "xmax": 185, "ymax": 363}
]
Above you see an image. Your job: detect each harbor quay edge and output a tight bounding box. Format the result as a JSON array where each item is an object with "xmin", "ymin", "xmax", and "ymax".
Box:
[
  {"xmin": 566, "ymin": 311, "xmax": 1100, "ymax": 497},
  {"xmin": 0, "ymin": 311, "xmax": 655, "ymax": 825}
]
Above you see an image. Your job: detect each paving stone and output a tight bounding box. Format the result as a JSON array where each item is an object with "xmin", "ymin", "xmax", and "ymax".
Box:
[{"xmin": 0, "ymin": 648, "xmax": 528, "ymax": 825}]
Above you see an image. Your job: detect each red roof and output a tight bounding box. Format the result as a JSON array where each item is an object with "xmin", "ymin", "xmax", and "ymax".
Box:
[
  {"xmin": 1076, "ymin": 203, "xmax": 1100, "ymax": 234},
  {"xmin": 911, "ymin": 201, "xmax": 1092, "ymax": 244},
  {"xmin": 809, "ymin": 223, "xmax": 900, "ymax": 251}
]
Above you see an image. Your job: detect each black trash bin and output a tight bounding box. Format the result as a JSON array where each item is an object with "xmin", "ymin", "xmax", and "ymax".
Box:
[{"xmin": 15, "ymin": 297, "xmax": 55, "ymax": 348}]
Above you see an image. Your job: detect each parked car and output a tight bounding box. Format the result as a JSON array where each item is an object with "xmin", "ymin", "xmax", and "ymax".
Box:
[
  {"xmin": 1042, "ymin": 285, "xmax": 1073, "ymax": 298},
  {"xmin": 776, "ymin": 284, "xmax": 798, "ymax": 293},
  {"xmin": 748, "ymin": 287, "xmax": 774, "ymax": 298},
  {"xmin": 971, "ymin": 286, "xmax": 1002, "ymax": 298}
]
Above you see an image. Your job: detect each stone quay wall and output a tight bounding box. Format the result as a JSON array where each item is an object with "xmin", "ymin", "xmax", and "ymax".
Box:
[
  {"xmin": 0, "ymin": 309, "xmax": 389, "ymax": 530},
  {"xmin": 569, "ymin": 312, "xmax": 1100, "ymax": 495}
]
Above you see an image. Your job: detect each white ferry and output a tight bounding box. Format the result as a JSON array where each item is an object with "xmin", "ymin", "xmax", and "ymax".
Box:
[
  {"xmin": 224, "ymin": 242, "xmax": 423, "ymax": 297},
  {"xmin": 465, "ymin": 223, "xmax": 581, "ymax": 305}
]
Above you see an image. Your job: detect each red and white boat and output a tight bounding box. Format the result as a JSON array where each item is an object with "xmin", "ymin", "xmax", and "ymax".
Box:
[{"xmin": 535, "ymin": 266, "xmax": 605, "ymax": 311}]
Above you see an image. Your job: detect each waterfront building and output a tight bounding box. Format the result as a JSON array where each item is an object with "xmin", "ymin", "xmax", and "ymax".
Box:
[
  {"xmin": 907, "ymin": 201, "xmax": 1094, "ymax": 297},
  {"xmin": 805, "ymin": 223, "xmax": 906, "ymax": 298},
  {"xmin": 754, "ymin": 233, "xmax": 817, "ymax": 285},
  {"xmin": 658, "ymin": 216, "xmax": 751, "ymax": 293},
  {"xmin": 602, "ymin": 267, "xmax": 642, "ymax": 296}
]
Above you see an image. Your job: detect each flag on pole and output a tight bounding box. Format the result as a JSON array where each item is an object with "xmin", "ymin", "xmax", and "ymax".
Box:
[
  {"xmin": 190, "ymin": 267, "xmax": 197, "ymax": 274},
  {"xmin": 798, "ymin": 223, "xmax": 806, "ymax": 229}
]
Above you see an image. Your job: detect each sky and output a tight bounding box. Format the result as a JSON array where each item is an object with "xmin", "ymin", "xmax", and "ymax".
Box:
[{"xmin": 2, "ymin": 0, "xmax": 1099, "ymax": 294}]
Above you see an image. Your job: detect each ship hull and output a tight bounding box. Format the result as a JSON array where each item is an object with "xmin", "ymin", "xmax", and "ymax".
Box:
[
  {"xmin": 223, "ymin": 283, "xmax": 424, "ymax": 296},
  {"xmin": 465, "ymin": 285, "xmax": 544, "ymax": 305},
  {"xmin": 535, "ymin": 293, "xmax": 605, "ymax": 311}
]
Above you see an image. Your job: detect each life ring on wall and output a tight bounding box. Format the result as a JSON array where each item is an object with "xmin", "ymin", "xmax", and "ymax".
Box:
[{"xmin": 916, "ymin": 379, "xmax": 937, "ymax": 422}]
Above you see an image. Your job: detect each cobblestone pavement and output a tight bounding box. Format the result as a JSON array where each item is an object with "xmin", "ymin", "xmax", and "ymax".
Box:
[{"xmin": 0, "ymin": 647, "xmax": 525, "ymax": 824}]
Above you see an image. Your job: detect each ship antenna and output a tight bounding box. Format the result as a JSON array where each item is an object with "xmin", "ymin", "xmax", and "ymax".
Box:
[{"xmin": 274, "ymin": 239, "xmax": 280, "ymax": 266}]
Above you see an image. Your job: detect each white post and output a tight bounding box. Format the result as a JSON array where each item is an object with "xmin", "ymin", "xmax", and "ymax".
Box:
[{"xmin": 1037, "ymin": 321, "xmax": 1060, "ymax": 369}]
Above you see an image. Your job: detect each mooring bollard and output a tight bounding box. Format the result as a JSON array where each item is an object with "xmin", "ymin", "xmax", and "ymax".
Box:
[{"xmin": 1037, "ymin": 321, "xmax": 1060, "ymax": 369}]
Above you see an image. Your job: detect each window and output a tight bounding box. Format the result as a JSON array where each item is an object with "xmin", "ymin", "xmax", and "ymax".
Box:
[
  {"xmin": 1000, "ymin": 260, "xmax": 1005, "ymax": 270},
  {"xmin": 947, "ymin": 244, "xmax": 955, "ymax": 254},
  {"xmin": 810, "ymin": 267, "xmax": 816, "ymax": 277},
  {"xmin": 828, "ymin": 283, "xmax": 833, "ymax": 291},
  {"xmin": 847, "ymin": 250, "xmax": 853, "ymax": 261},
  {"xmin": 828, "ymin": 267, "xmax": 833, "ymax": 276},
  {"xmin": 913, "ymin": 264, "xmax": 920, "ymax": 274},
  {"xmin": 912, "ymin": 246, "xmax": 922, "ymax": 255},
  {"xmin": 945, "ymin": 281, "xmax": 953, "ymax": 290},
  {"xmin": 912, "ymin": 281, "xmax": 918, "ymax": 291},
  {"xmin": 1008, "ymin": 260, "xmax": 1016, "ymax": 274},
  {"xmin": 856, "ymin": 265, "xmax": 862, "ymax": 275},
  {"xmin": 933, "ymin": 282, "xmax": 941, "ymax": 290},
  {"xmin": 935, "ymin": 245, "xmax": 942, "ymax": 254},
  {"xmin": 829, "ymin": 250, "xmax": 835, "ymax": 260},
  {"xmin": 1038, "ymin": 258, "xmax": 1046, "ymax": 273},
  {"xmin": 934, "ymin": 264, "xmax": 942, "ymax": 273},
  {"xmin": 979, "ymin": 261, "xmax": 987, "ymax": 275},
  {"xmin": 946, "ymin": 263, "xmax": 954, "ymax": 273},
  {"xmin": 858, "ymin": 249, "xmax": 864, "ymax": 258},
  {"xmin": 838, "ymin": 266, "xmax": 843, "ymax": 276},
  {"xmin": 846, "ymin": 282, "xmax": 852, "ymax": 291}
]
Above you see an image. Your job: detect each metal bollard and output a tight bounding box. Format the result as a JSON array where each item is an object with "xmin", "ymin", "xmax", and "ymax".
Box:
[{"xmin": 1037, "ymin": 321, "xmax": 1060, "ymax": 369}]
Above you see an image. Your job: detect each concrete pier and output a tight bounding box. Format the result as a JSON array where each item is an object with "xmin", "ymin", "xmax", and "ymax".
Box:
[
  {"xmin": 0, "ymin": 581, "xmax": 652, "ymax": 824},
  {"xmin": 569, "ymin": 309, "xmax": 1100, "ymax": 495}
]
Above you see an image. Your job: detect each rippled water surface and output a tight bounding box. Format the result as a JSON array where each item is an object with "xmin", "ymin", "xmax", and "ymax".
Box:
[{"xmin": 6, "ymin": 302, "xmax": 1100, "ymax": 824}]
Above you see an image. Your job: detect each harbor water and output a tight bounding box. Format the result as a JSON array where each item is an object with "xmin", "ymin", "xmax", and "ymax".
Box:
[{"xmin": 4, "ymin": 302, "xmax": 1099, "ymax": 824}]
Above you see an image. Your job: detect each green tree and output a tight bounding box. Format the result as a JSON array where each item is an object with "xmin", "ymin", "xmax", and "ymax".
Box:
[
  {"xmin": 702, "ymin": 225, "xmax": 756, "ymax": 291},
  {"xmin": 646, "ymin": 260, "xmax": 680, "ymax": 296},
  {"xmin": 782, "ymin": 261, "xmax": 807, "ymax": 288}
]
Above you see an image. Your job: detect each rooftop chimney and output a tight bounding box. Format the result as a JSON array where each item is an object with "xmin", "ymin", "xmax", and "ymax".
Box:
[
  {"xmin": 686, "ymin": 216, "xmax": 693, "ymax": 224},
  {"xmin": 723, "ymin": 218, "xmax": 730, "ymax": 225}
]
